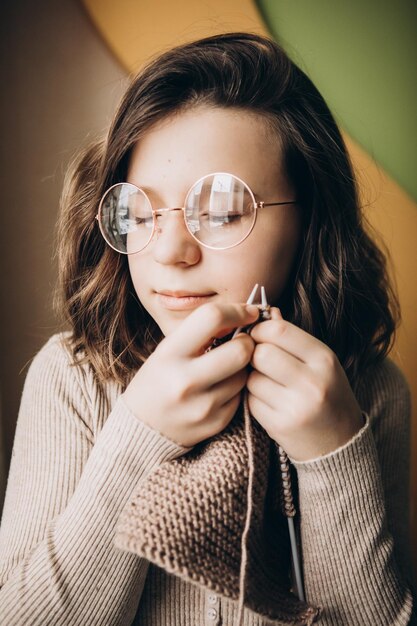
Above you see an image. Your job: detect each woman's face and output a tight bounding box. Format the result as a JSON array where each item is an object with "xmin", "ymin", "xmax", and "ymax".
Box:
[{"xmin": 126, "ymin": 105, "xmax": 301, "ymax": 336}]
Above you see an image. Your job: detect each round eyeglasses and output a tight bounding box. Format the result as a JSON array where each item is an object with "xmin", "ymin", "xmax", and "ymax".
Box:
[{"xmin": 96, "ymin": 172, "xmax": 297, "ymax": 253}]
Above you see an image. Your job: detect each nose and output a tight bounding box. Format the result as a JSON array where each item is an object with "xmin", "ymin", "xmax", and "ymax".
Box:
[{"xmin": 151, "ymin": 208, "xmax": 202, "ymax": 266}]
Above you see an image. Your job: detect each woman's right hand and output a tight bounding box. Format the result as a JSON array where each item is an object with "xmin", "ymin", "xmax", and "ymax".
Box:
[{"xmin": 122, "ymin": 302, "xmax": 260, "ymax": 447}]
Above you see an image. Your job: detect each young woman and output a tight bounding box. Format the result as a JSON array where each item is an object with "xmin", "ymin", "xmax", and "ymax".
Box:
[{"xmin": 0, "ymin": 32, "xmax": 414, "ymax": 625}]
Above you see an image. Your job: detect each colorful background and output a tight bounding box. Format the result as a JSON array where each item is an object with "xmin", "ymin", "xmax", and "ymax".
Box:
[{"xmin": 0, "ymin": 0, "xmax": 415, "ymax": 574}]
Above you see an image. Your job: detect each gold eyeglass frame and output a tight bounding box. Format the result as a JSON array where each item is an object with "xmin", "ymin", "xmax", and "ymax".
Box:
[{"xmin": 95, "ymin": 171, "xmax": 297, "ymax": 254}]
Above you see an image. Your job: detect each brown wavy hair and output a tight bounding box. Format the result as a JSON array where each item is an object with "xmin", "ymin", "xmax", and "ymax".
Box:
[{"xmin": 54, "ymin": 32, "xmax": 399, "ymax": 390}]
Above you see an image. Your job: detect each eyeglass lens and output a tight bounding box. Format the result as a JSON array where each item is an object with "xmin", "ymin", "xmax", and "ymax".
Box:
[{"xmin": 98, "ymin": 174, "xmax": 256, "ymax": 253}]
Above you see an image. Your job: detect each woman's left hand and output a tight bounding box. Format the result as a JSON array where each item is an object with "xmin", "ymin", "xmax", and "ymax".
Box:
[{"xmin": 247, "ymin": 307, "xmax": 364, "ymax": 461}]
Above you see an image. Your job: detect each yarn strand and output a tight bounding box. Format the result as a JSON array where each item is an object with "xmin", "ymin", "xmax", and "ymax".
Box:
[{"xmin": 235, "ymin": 389, "xmax": 256, "ymax": 626}]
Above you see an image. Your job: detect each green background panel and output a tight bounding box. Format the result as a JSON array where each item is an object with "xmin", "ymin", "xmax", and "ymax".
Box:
[{"xmin": 257, "ymin": 0, "xmax": 417, "ymax": 202}]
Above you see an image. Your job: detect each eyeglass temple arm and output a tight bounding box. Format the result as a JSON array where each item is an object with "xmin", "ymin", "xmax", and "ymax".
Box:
[{"xmin": 257, "ymin": 200, "xmax": 298, "ymax": 208}]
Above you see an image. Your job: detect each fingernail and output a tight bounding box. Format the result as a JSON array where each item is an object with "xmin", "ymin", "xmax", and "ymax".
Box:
[{"xmin": 271, "ymin": 307, "xmax": 283, "ymax": 320}]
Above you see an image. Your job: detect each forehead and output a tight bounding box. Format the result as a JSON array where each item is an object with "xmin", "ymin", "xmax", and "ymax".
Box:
[{"xmin": 126, "ymin": 105, "xmax": 290, "ymax": 197}]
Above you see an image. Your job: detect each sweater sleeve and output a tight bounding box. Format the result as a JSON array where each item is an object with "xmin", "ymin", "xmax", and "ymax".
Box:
[
  {"xmin": 0, "ymin": 335, "xmax": 191, "ymax": 626},
  {"xmin": 289, "ymin": 359, "xmax": 414, "ymax": 625}
]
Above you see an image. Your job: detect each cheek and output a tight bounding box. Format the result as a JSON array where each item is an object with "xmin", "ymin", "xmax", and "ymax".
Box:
[
  {"xmin": 240, "ymin": 212, "xmax": 301, "ymax": 296},
  {"xmin": 268, "ymin": 222, "xmax": 300, "ymax": 273},
  {"xmin": 127, "ymin": 256, "xmax": 146, "ymax": 298}
]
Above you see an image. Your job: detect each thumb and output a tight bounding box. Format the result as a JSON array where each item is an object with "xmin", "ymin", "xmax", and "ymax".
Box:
[
  {"xmin": 166, "ymin": 302, "xmax": 259, "ymax": 358},
  {"xmin": 270, "ymin": 306, "xmax": 283, "ymax": 321}
]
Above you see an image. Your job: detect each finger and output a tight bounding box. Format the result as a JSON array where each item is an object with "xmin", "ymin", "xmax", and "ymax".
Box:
[
  {"xmin": 193, "ymin": 332, "xmax": 254, "ymax": 387},
  {"xmin": 247, "ymin": 368, "xmax": 285, "ymax": 411},
  {"xmin": 247, "ymin": 392, "xmax": 282, "ymax": 440},
  {"xmin": 168, "ymin": 302, "xmax": 260, "ymax": 357},
  {"xmin": 250, "ymin": 342, "xmax": 304, "ymax": 387},
  {"xmin": 200, "ymin": 393, "xmax": 241, "ymax": 440},
  {"xmin": 250, "ymin": 318, "xmax": 326, "ymax": 364},
  {"xmin": 270, "ymin": 306, "xmax": 283, "ymax": 321},
  {"xmin": 209, "ymin": 364, "xmax": 248, "ymax": 405}
]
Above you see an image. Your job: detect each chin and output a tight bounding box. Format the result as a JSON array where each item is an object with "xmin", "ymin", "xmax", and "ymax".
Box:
[{"xmin": 155, "ymin": 311, "xmax": 190, "ymax": 337}]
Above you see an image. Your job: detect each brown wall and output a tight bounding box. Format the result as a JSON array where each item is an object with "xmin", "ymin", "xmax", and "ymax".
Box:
[{"xmin": 0, "ymin": 0, "xmax": 127, "ymax": 508}]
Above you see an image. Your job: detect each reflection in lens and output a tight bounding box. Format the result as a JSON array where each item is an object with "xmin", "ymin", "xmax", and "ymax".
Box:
[
  {"xmin": 99, "ymin": 183, "xmax": 153, "ymax": 253},
  {"xmin": 185, "ymin": 174, "xmax": 255, "ymax": 248}
]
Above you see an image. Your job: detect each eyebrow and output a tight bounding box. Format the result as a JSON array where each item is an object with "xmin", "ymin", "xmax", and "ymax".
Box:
[
  {"xmin": 127, "ymin": 177, "xmax": 265, "ymax": 203},
  {"xmin": 127, "ymin": 182, "xmax": 185, "ymax": 194}
]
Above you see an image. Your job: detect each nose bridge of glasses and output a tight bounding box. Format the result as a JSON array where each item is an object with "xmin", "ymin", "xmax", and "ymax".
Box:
[
  {"xmin": 152, "ymin": 206, "xmax": 191, "ymax": 238},
  {"xmin": 153, "ymin": 206, "xmax": 186, "ymax": 228},
  {"xmin": 153, "ymin": 206, "xmax": 185, "ymax": 216}
]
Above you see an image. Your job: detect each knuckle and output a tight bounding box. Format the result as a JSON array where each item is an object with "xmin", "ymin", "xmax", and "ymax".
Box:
[
  {"xmin": 174, "ymin": 370, "xmax": 193, "ymax": 401},
  {"xmin": 204, "ymin": 303, "xmax": 224, "ymax": 328},
  {"xmin": 200, "ymin": 394, "xmax": 215, "ymax": 421},
  {"xmin": 252, "ymin": 342, "xmax": 271, "ymax": 367},
  {"xmin": 232, "ymin": 302, "xmax": 247, "ymax": 317},
  {"xmin": 251, "ymin": 345, "xmax": 261, "ymax": 368},
  {"xmin": 221, "ymin": 395, "xmax": 240, "ymax": 426},
  {"xmin": 186, "ymin": 396, "xmax": 210, "ymax": 424},
  {"xmin": 322, "ymin": 351, "xmax": 336, "ymax": 370},
  {"xmin": 319, "ymin": 347, "xmax": 339, "ymax": 371},
  {"xmin": 203, "ymin": 302, "xmax": 254, "ymax": 335},
  {"xmin": 260, "ymin": 342, "xmax": 273, "ymax": 360},
  {"xmin": 233, "ymin": 336, "xmax": 253, "ymax": 364},
  {"xmin": 275, "ymin": 319, "xmax": 288, "ymax": 337},
  {"xmin": 307, "ymin": 376, "xmax": 328, "ymax": 407},
  {"xmin": 315, "ymin": 382, "xmax": 328, "ymax": 405}
]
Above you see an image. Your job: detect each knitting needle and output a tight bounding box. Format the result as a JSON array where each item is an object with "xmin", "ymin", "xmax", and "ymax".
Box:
[
  {"xmin": 243, "ymin": 284, "xmax": 306, "ymax": 602},
  {"xmin": 288, "ymin": 517, "xmax": 305, "ymax": 601},
  {"xmin": 261, "ymin": 285, "xmax": 267, "ymax": 309},
  {"xmin": 231, "ymin": 283, "xmax": 259, "ymax": 338}
]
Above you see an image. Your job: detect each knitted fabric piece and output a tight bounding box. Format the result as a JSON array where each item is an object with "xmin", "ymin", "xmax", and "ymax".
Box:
[{"xmin": 115, "ymin": 391, "xmax": 319, "ymax": 625}]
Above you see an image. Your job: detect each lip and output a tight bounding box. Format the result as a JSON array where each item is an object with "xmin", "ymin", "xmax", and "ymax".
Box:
[
  {"xmin": 156, "ymin": 291, "xmax": 216, "ymax": 310},
  {"xmin": 158, "ymin": 290, "xmax": 215, "ymax": 297}
]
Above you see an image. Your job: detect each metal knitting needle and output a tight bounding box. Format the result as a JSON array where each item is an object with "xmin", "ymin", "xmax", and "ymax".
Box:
[
  {"xmin": 261, "ymin": 285, "xmax": 267, "ymax": 309},
  {"xmin": 232, "ymin": 284, "xmax": 272, "ymax": 342},
  {"xmin": 231, "ymin": 283, "xmax": 259, "ymax": 338},
  {"xmin": 238, "ymin": 283, "xmax": 306, "ymax": 602},
  {"xmin": 288, "ymin": 517, "xmax": 305, "ymax": 602},
  {"xmin": 206, "ymin": 284, "xmax": 260, "ymax": 353}
]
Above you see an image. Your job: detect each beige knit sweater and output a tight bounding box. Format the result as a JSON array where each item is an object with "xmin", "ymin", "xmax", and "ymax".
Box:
[{"xmin": 0, "ymin": 333, "xmax": 414, "ymax": 625}]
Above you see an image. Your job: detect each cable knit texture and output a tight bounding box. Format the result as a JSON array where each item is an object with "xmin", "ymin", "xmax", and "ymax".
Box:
[{"xmin": 0, "ymin": 333, "xmax": 414, "ymax": 625}]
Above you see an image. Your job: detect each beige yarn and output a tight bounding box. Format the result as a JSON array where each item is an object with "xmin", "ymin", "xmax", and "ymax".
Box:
[{"xmin": 115, "ymin": 389, "xmax": 320, "ymax": 625}]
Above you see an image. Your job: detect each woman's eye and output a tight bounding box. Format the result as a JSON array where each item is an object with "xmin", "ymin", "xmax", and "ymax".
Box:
[
  {"xmin": 135, "ymin": 216, "xmax": 153, "ymax": 226},
  {"xmin": 200, "ymin": 213, "xmax": 242, "ymax": 223}
]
